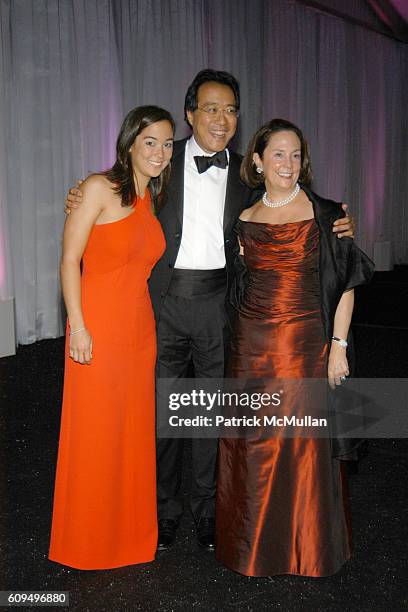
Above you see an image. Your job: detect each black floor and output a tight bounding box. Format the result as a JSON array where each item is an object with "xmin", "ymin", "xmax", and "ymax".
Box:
[{"xmin": 1, "ymin": 269, "xmax": 408, "ymax": 611}]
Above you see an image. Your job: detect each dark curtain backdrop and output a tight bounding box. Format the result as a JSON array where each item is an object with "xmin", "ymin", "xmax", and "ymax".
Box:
[{"xmin": 0, "ymin": 0, "xmax": 407, "ymax": 344}]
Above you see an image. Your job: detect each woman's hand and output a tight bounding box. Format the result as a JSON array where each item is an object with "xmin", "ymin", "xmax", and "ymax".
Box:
[
  {"xmin": 69, "ymin": 329, "xmax": 93, "ymax": 365},
  {"xmin": 328, "ymin": 342, "xmax": 349, "ymax": 389}
]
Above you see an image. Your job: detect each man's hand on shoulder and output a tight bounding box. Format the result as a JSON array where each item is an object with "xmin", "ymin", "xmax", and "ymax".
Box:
[
  {"xmin": 64, "ymin": 179, "xmax": 84, "ymax": 215},
  {"xmin": 333, "ymin": 203, "xmax": 355, "ymax": 238}
]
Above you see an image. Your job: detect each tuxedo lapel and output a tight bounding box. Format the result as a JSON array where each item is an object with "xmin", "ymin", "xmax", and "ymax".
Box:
[
  {"xmin": 223, "ymin": 151, "xmax": 244, "ymax": 234},
  {"xmin": 163, "ymin": 141, "xmax": 245, "ymax": 236},
  {"xmin": 163, "ymin": 139, "xmax": 186, "ymax": 227}
]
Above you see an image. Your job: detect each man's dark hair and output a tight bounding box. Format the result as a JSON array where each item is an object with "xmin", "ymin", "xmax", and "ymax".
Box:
[{"xmin": 184, "ymin": 69, "xmax": 240, "ymax": 125}]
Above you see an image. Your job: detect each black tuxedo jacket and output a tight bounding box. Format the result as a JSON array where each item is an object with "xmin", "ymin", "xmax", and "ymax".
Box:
[{"xmin": 148, "ymin": 138, "xmax": 254, "ymax": 323}]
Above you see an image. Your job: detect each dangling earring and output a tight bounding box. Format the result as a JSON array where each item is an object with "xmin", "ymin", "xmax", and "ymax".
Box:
[{"xmin": 256, "ymin": 167, "xmax": 263, "ymax": 174}]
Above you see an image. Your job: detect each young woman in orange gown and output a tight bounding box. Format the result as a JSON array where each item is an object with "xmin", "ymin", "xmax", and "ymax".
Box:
[
  {"xmin": 216, "ymin": 119, "xmax": 373, "ymax": 577},
  {"xmin": 49, "ymin": 106, "xmax": 174, "ymax": 569}
]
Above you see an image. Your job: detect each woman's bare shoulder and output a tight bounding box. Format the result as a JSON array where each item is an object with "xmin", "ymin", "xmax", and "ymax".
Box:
[
  {"xmin": 239, "ymin": 200, "xmax": 262, "ymax": 221},
  {"xmin": 65, "ymin": 175, "xmax": 116, "ymax": 221},
  {"xmin": 80, "ymin": 174, "xmax": 115, "ymax": 197}
]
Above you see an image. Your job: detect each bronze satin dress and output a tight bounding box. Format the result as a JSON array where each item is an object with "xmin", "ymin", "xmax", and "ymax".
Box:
[{"xmin": 216, "ymin": 219, "xmax": 351, "ymax": 577}]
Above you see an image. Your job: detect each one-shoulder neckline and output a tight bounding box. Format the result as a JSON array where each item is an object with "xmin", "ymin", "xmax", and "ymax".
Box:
[
  {"xmin": 94, "ymin": 208, "xmax": 137, "ymax": 227},
  {"xmin": 94, "ymin": 192, "xmax": 150, "ymax": 227},
  {"xmin": 238, "ymin": 217, "xmax": 315, "ymax": 227}
]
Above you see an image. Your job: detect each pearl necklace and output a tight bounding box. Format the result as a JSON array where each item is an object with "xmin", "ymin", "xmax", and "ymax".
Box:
[{"xmin": 262, "ymin": 183, "xmax": 300, "ymax": 208}]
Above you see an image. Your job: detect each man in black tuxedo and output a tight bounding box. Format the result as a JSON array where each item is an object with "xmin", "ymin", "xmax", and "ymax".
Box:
[
  {"xmin": 150, "ymin": 70, "xmax": 253, "ymax": 551},
  {"xmin": 65, "ymin": 69, "xmax": 354, "ymax": 551}
]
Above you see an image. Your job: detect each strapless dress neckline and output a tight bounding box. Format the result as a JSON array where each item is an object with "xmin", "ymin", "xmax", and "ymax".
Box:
[{"xmin": 237, "ymin": 217, "xmax": 315, "ymax": 228}]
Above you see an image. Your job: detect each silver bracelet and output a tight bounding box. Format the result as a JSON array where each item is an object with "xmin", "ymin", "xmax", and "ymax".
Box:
[
  {"xmin": 331, "ymin": 336, "xmax": 348, "ymax": 348},
  {"xmin": 70, "ymin": 327, "xmax": 86, "ymax": 336}
]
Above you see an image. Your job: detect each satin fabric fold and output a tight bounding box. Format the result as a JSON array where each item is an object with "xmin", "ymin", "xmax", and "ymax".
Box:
[{"xmin": 216, "ymin": 219, "xmax": 351, "ymax": 577}]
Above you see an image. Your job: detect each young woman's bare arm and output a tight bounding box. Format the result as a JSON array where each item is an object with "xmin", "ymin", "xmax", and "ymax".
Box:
[{"xmin": 61, "ymin": 175, "xmax": 106, "ymax": 364}]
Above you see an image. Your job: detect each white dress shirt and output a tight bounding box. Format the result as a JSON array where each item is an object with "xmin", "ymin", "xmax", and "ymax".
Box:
[{"xmin": 174, "ymin": 136, "xmax": 229, "ymax": 270}]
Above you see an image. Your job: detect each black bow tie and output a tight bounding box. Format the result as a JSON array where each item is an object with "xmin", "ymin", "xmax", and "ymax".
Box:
[{"xmin": 194, "ymin": 150, "xmax": 228, "ymax": 174}]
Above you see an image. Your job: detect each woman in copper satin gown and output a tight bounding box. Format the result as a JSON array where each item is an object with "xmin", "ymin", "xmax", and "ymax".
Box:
[
  {"xmin": 49, "ymin": 106, "xmax": 174, "ymax": 569},
  {"xmin": 216, "ymin": 119, "xmax": 374, "ymax": 577}
]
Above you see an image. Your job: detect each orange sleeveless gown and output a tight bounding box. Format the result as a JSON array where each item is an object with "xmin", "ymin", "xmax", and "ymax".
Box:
[{"xmin": 49, "ymin": 191, "xmax": 165, "ymax": 569}]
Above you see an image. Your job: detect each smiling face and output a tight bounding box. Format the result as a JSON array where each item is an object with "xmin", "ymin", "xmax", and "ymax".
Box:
[
  {"xmin": 186, "ymin": 81, "xmax": 238, "ymax": 153},
  {"xmin": 129, "ymin": 120, "xmax": 174, "ymax": 191},
  {"xmin": 254, "ymin": 130, "xmax": 301, "ymax": 194}
]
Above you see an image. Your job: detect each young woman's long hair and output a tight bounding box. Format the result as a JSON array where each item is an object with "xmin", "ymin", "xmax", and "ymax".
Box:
[{"xmin": 104, "ymin": 105, "xmax": 175, "ymax": 210}]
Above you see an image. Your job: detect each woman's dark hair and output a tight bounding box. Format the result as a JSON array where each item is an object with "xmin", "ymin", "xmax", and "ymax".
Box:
[
  {"xmin": 184, "ymin": 69, "xmax": 240, "ymax": 126},
  {"xmin": 241, "ymin": 118, "xmax": 312, "ymax": 188},
  {"xmin": 104, "ymin": 105, "xmax": 175, "ymax": 208}
]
